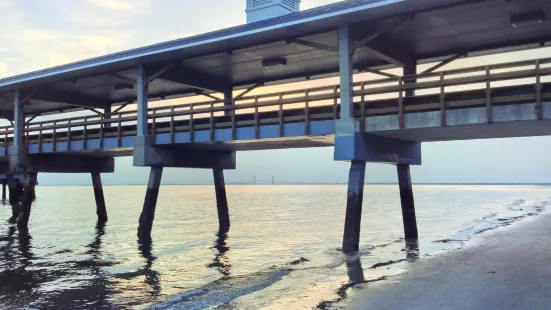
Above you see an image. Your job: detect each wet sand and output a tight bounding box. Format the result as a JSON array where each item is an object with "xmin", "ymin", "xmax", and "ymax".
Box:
[{"xmin": 348, "ymin": 209, "xmax": 551, "ymax": 310}]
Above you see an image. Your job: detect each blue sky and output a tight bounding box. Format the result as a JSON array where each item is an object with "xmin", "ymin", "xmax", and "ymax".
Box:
[{"xmin": 1, "ymin": 0, "xmax": 550, "ymax": 185}]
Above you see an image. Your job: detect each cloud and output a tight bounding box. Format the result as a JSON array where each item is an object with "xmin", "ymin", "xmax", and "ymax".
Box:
[{"xmin": 87, "ymin": 0, "xmax": 137, "ymax": 11}]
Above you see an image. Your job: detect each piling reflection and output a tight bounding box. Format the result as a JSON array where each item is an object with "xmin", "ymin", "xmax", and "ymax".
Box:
[
  {"xmin": 137, "ymin": 241, "xmax": 162, "ymax": 297},
  {"xmin": 0, "ymin": 223, "xmax": 117, "ymax": 308},
  {"xmin": 405, "ymin": 238, "xmax": 420, "ymax": 261},
  {"xmin": 208, "ymin": 228, "xmax": 232, "ymax": 277},
  {"xmin": 345, "ymin": 253, "xmax": 365, "ymax": 283}
]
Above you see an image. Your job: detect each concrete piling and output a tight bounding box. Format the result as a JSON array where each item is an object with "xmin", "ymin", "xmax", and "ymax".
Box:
[
  {"xmin": 213, "ymin": 168, "xmax": 230, "ymax": 231},
  {"xmin": 2, "ymin": 179, "xmax": 6, "ymax": 202},
  {"xmin": 91, "ymin": 172, "xmax": 108, "ymax": 222},
  {"xmin": 342, "ymin": 160, "xmax": 366, "ymax": 253},
  {"xmin": 17, "ymin": 173, "xmax": 37, "ymax": 229},
  {"xmin": 397, "ymin": 164, "xmax": 418, "ymax": 239},
  {"xmin": 137, "ymin": 166, "xmax": 163, "ymax": 242}
]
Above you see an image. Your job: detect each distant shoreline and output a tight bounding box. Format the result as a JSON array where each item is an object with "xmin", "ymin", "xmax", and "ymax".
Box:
[{"xmin": 36, "ymin": 183, "xmax": 551, "ymax": 186}]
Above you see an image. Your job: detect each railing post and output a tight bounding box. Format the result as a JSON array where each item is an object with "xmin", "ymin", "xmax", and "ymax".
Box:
[
  {"xmin": 398, "ymin": 78, "xmax": 404, "ymax": 129},
  {"xmin": 440, "ymin": 72, "xmax": 446, "ymax": 127},
  {"xmin": 83, "ymin": 116, "xmax": 88, "ymax": 150},
  {"xmin": 535, "ymin": 60, "xmax": 543, "ymax": 120},
  {"xmin": 38, "ymin": 123, "xmax": 43, "ymax": 153},
  {"xmin": 189, "ymin": 105, "xmax": 195, "ymax": 143},
  {"xmin": 360, "ymin": 82, "xmax": 366, "ymax": 133},
  {"xmin": 279, "ymin": 94, "xmax": 284, "ymax": 137},
  {"xmin": 152, "ymin": 108, "xmax": 157, "ymax": 143},
  {"xmin": 254, "ymin": 96, "xmax": 259, "ymax": 139},
  {"xmin": 170, "ymin": 106, "xmax": 175, "ymax": 143},
  {"xmin": 485, "ymin": 66, "xmax": 492, "ymax": 124},
  {"xmin": 68, "ymin": 119, "xmax": 72, "ymax": 151},
  {"xmin": 99, "ymin": 115, "xmax": 105, "ymax": 149},
  {"xmin": 117, "ymin": 113, "xmax": 122, "ymax": 147},
  {"xmin": 52, "ymin": 120, "xmax": 57, "ymax": 152},
  {"xmin": 210, "ymin": 102, "xmax": 215, "ymax": 141},
  {"xmin": 231, "ymin": 98, "xmax": 237, "ymax": 140},
  {"xmin": 305, "ymin": 90, "xmax": 310, "ymax": 135}
]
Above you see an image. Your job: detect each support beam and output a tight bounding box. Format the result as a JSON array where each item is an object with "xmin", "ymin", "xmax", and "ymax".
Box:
[
  {"xmin": 286, "ymin": 39, "xmax": 338, "ymax": 52},
  {"xmin": 361, "ymin": 39, "xmax": 411, "ymax": 67},
  {"xmin": 17, "ymin": 172, "xmax": 37, "ymax": 230},
  {"xmin": 360, "ymin": 68, "xmax": 399, "ymax": 79},
  {"xmin": 154, "ymin": 64, "xmax": 228, "ymax": 93},
  {"xmin": 32, "ymin": 88, "xmax": 108, "ymax": 109},
  {"xmin": 137, "ymin": 166, "xmax": 163, "ymax": 242},
  {"xmin": 91, "ymin": 172, "xmax": 108, "ymax": 222},
  {"xmin": 342, "ymin": 161, "xmax": 366, "ymax": 253},
  {"xmin": 397, "ymin": 164, "xmax": 418, "ymax": 239},
  {"xmin": 213, "ymin": 168, "xmax": 230, "ymax": 231},
  {"xmin": 421, "ymin": 53, "xmax": 464, "ymax": 74},
  {"xmin": 235, "ymin": 83, "xmax": 262, "ymax": 99},
  {"xmin": 339, "ymin": 25, "xmax": 354, "ymax": 119},
  {"xmin": 353, "ymin": 15, "xmax": 412, "ymax": 49},
  {"xmin": 137, "ymin": 65, "xmax": 149, "ymax": 137}
]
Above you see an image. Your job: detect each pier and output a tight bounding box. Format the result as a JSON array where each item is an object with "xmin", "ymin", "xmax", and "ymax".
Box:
[{"xmin": 0, "ymin": 0, "xmax": 550, "ymax": 252}]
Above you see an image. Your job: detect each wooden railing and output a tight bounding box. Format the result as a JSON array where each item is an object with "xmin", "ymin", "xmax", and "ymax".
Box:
[{"xmin": 0, "ymin": 56, "xmax": 550, "ymax": 152}]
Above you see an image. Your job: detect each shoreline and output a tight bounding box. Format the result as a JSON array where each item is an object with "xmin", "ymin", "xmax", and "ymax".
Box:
[{"xmin": 341, "ymin": 207, "xmax": 551, "ymax": 309}]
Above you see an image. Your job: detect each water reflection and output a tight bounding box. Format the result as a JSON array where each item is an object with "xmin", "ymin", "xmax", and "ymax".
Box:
[
  {"xmin": 345, "ymin": 253, "xmax": 365, "ymax": 283},
  {"xmin": 138, "ymin": 241, "xmax": 162, "ymax": 296},
  {"xmin": 405, "ymin": 238, "xmax": 420, "ymax": 261},
  {"xmin": 208, "ymin": 229, "xmax": 232, "ymax": 277}
]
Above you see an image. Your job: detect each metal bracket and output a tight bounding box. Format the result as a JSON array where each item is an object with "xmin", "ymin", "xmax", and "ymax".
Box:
[
  {"xmin": 286, "ymin": 39, "xmax": 338, "ymax": 53},
  {"xmin": 113, "ymin": 102, "xmax": 130, "ymax": 113},
  {"xmin": 421, "ymin": 53, "xmax": 465, "ymax": 74},
  {"xmin": 24, "ymin": 114, "xmax": 38, "ymax": 125},
  {"xmin": 359, "ymin": 68, "xmax": 399, "ymax": 78},
  {"xmin": 148, "ymin": 63, "xmax": 176, "ymax": 84},
  {"xmin": 353, "ymin": 15, "xmax": 412, "ymax": 51},
  {"xmin": 85, "ymin": 107, "xmax": 103, "ymax": 115},
  {"xmin": 235, "ymin": 82, "xmax": 263, "ymax": 99},
  {"xmin": 196, "ymin": 91, "xmax": 222, "ymax": 101}
]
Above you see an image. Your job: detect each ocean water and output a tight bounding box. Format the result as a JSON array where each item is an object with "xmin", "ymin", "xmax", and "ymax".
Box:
[{"xmin": 0, "ymin": 184, "xmax": 548, "ymax": 309}]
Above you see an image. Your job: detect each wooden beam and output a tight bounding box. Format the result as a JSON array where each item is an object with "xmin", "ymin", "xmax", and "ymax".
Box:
[
  {"xmin": 32, "ymin": 87, "xmax": 109, "ymax": 109},
  {"xmin": 153, "ymin": 63, "xmax": 229, "ymax": 93}
]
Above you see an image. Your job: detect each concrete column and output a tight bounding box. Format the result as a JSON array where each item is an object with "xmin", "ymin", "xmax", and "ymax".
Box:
[
  {"xmin": 213, "ymin": 168, "xmax": 230, "ymax": 230},
  {"xmin": 2, "ymin": 179, "xmax": 6, "ymax": 202},
  {"xmin": 11, "ymin": 91, "xmax": 27, "ymax": 172},
  {"xmin": 137, "ymin": 166, "xmax": 163, "ymax": 242},
  {"xmin": 403, "ymin": 62, "xmax": 416, "ymax": 98},
  {"xmin": 17, "ymin": 172, "xmax": 37, "ymax": 229},
  {"xmin": 223, "ymin": 88, "xmax": 233, "ymax": 116},
  {"xmin": 397, "ymin": 164, "xmax": 418, "ymax": 239},
  {"xmin": 136, "ymin": 65, "xmax": 149, "ymax": 137},
  {"xmin": 7, "ymin": 176, "xmax": 22, "ymax": 206},
  {"xmin": 338, "ymin": 24, "xmax": 354, "ymax": 119},
  {"xmin": 342, "ymin": 160, "xmax": 366, "ymax": 252},
  {"xmin": 104, "ymin": 105, "xmax": 112, "ymax": 129},
  {"xmin": 91, "ymin": 172, "xmax": 108, "ymax": 222}
]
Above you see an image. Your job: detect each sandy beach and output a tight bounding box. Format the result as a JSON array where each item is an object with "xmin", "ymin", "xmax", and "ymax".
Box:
[{"xmin": 348, "ymin": 209, "xmax": 551, "ymax": 309}]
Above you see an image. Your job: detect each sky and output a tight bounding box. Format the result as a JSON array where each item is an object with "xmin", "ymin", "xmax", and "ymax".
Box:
[{"xmin": 1, "ymin": 0, "xmax": 551, "ymax": 185}]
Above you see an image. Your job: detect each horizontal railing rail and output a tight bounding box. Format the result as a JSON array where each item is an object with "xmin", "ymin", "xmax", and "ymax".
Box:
[{"xmin": 0, "ymin": 56, "xmax": 548, "ymax": 152}]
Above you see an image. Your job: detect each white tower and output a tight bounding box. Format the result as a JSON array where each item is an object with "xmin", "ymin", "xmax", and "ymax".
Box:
[{"xmin": 246, "ymin": 0, "xmax": 301, "ymax": 23}]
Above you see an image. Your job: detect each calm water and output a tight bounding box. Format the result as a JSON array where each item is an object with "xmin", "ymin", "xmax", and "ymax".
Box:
[{"xmin": 0, "ymin": 185, "xmax": 548, "ymax": 309}]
